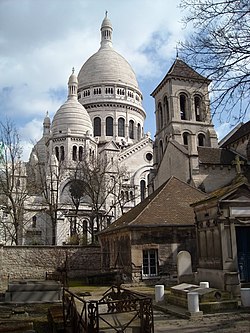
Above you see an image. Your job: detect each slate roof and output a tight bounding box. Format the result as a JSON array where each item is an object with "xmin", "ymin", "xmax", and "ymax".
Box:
[
  {"xmin": 220, "ymin": 121, "xmax": 250, "ymax": 148},
  {"xmin": 151, "ymin": 58, "xmax": 210, "ymax": 96},
  {"xmin": 167, "ymin": 59, "xmax": 209, "ymax": 81},
  {"xmin": 99, "ymin": 176, "xmax": 206, "ymax": 234},
  {"xmin": 198, "ymin": 147, "xmax": 238, "ymax": 165}
]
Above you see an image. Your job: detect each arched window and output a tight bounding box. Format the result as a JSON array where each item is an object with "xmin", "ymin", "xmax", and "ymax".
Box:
[
  {"xmin": 79, "ymin": 146, "xmax": 83, "ymax": 161},
  {"xmin": 159, "ymin": 140, "xmax": 163, "ymax": 159},
  {"xmin": 55, "ymin": 146, "xmax": 59, "ymax": 161},
  {"xmin": 194, "ymin": 95, "xmax": 202, "ymax": 121},
  {"xmin": 183, "ymin": 132, "xmax": 189, "ymax": 146},
  {"xmin": 118, "ymin": 118, "xmax": 125, "ymax": 137},
  {"xmin": 60, "ymin": 146, "xmax": 65, "ymax": 161},
  {"xmin": 164, "ymin": 96, "xmax": 169, "ymax": 124},
  {"xmin": 198, "ymin": 133, "xmax": 206, "ymax": 146},
  {"xmin": 130, "ymin": 191, "xmax": 134, "ymax": 200},
  {"xmin": 158, "ymin": 102, "xmax": 163, "ymax": 129},
  {"xmin": 137, "ymin": 123, "xmax": 141, "ymax": 141},
  {"xmin": 72, "ymin": 146, "xmax": 77, "ymax": 161},
  {"xmin": 129, "ymin": 120, "xmax": 134, "ymax": 139},
  {"xmin": 140, "ymin": 180, "xmax": 146, "ymax": 201},
  {"xmin": 106, "ymin": 117, "xmax": 113, "ymax": 136},
  {"xmin": 32, "ymin": 215, "xmax": 37, "ymax": 228},
  {"xmin": 180, "ymin": 94, "xmax": 187, "ymax": 120},
  {"xmin": 94, "ymin": 117, "xmax": 101, "ymax": 137}
]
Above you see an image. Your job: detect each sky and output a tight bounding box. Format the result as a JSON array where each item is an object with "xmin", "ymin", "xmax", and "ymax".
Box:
[{"xmin": 0, "ymin": 0, "xmax": 233, "ymax": 161}]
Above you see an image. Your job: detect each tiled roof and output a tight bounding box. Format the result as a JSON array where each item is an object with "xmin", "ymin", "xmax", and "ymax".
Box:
[
  {"xmin": 198, "ymin": 147, "xmax": 237, "ymax": 165},
  {"xmin": 220, "ymin": 121, "xmax": 250, "ymax": 148},
  {"xmin": 99, "ymin": 177, "xmax": 206, "ymax": 234},
  {"xmin": 167, "ymin": 59, "xmax": 209, "ymax": 81},
  {"xmin": 151, "ymin": 58, "xmax": 210, "ymax": 96}
]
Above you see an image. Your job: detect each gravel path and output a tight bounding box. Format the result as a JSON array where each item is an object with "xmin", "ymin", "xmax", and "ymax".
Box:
[{"xmin": 153, "ymin": 310, "xmax": 250, "ymax": 332}]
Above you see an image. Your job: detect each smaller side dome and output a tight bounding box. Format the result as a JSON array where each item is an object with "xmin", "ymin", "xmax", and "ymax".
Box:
[{"xmin": 51, "ymin": 70, "xmax": 93, "ymax": 137}]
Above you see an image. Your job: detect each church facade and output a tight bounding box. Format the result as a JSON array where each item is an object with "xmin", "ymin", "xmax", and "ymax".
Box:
[{"xmin": 23, "ymin": 14, "xmax": 153, "ymax": 246}]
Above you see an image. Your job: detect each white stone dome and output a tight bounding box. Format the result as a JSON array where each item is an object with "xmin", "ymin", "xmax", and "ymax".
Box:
[
  {"xmin": 51, "ymin": 70, "xmax": 93, "ymax": 137},
  {"xmin": 78, "ymin": 48, "xmax": 139, "ymax": 89},
  {"xmin": 78, "ymin": 12, "xmax": 138, "ymax": 90}
]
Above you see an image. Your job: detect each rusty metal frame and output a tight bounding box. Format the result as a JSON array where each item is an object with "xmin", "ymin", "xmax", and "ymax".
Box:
[{"xmin": 63, "ymin": 286, "xmax": 154, "ymax": 333}]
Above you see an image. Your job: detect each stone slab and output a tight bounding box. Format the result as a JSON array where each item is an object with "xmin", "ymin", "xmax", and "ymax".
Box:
[
  {"xmin": 7, "ymin": 280, "xmax": 61, "ymax": 292},
  {"xmin": 5, "ymin": 290, "xmax": 62, "ymax": 302}
]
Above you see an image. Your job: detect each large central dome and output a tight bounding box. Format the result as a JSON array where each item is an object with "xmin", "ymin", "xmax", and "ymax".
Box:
[
  {"xmin": 78, "ymin": 48, "xmax": 138, "ymax": 89},
  {"xmin": 77, "ymin": 13, "xmax": 145, "ymax": 147},
  {"xmin": 78, "ymin": 12, "xmax": 138, "ymax": 90}
]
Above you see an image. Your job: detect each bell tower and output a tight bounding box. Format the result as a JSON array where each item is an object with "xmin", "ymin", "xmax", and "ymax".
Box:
[{"xmin": 151, "ymin": 58, "xmax": 218, "ymax": 170}]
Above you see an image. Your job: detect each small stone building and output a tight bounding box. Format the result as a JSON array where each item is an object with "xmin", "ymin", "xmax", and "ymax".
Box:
[
  {"xmin": 98, "ymin": 177, "xmax": 206, "ymax": 282},
  {"xmin": 191, "ymin": 175, "xmax": 250, "ymax": 296}
]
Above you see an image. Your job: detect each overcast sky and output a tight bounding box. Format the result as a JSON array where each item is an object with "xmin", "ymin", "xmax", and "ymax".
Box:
[{"xmin": 0, "ymin": 0, "xmax": 231, "ymax": 161}]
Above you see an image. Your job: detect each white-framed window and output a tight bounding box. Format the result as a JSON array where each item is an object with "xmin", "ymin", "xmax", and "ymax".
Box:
[{"xmin": 142, "ymin": 249, "xmax": 158, "ymax": 277}]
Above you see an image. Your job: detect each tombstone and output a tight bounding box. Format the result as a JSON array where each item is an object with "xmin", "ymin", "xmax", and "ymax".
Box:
[
  {"xmin": 5, "ymin": 280, "xmax": 62, "ymax": 303},
  {"xmin": 177, "ymin": 251, "xmax": 193, "ymax": 283}
]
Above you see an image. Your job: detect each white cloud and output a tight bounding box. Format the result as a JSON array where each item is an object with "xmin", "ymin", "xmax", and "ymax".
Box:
[{"xmin": 0, "ymin": 0, "xmax": 193, "ymax": 159}]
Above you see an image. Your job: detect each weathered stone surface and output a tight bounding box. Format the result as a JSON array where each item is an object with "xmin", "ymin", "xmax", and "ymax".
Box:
[{"xmin": 0, "ymin": 245, "xmax": 101, "ymax": 282}]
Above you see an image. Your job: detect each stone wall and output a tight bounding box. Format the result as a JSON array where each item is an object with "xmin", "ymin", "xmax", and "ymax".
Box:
[{"xmin": 0, "ymin": 245, "xmax": 101, "ymax": 280}]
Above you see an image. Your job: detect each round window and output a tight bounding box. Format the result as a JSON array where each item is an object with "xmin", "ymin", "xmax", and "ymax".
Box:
[{"xmin": 146, "ymin": 153, "xmax": 153, "ymax": 161}]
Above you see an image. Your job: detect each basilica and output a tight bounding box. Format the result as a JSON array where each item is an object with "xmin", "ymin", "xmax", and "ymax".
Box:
[{"xmin": 24, "ymin": 13, "xmax": 153, "ymax": 245}]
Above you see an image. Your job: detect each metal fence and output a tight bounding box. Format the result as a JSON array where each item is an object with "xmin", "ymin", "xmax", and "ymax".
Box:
[{"xmin": 63, "ymin": 285, "xmax": 154, "ymax": 332}]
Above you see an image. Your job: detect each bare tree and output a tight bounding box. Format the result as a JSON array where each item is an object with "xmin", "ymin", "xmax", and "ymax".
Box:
[
  {"xmin": 180, "ymin": 0, "xmax": 250, "ymax": 122},
  {"xmin": 68, "ymin": 154, "xmax": 128, "ymax": 244},
  {"xmin": 27, "ymin": 146, "xmax": 65, "ymax": 245},
  {"xmin": 0, "ymin": 120, "xmax": 28, "ymax": 245}
]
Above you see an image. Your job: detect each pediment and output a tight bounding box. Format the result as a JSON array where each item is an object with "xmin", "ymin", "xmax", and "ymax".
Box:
[
  {"xmin": 220, "ymin": 185, "xmax": 250, "ymax": 202},
  {"xmin": 100, "ymin": 140, "xmax": 120, "ymax": 152}
]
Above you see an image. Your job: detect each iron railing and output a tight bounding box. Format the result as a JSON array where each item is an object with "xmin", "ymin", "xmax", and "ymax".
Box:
[{"xmin": 63, "ymin": 285, "xmax": 154, "ymax": 332}]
